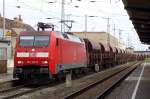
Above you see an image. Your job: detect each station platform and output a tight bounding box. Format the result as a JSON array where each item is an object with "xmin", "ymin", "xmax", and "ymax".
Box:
[{"xmin": 105, "ymin": 62, "xmax": 150, "ymax": 99}]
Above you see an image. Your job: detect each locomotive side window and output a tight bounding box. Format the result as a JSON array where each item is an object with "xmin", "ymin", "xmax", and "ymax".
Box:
[
  {"xmin": 34, "ymin": 36, "xmax": 49, "ymax": 46},
  {"xmin": 56, "ymin": 38, "xmax": 59, "ymax": 47},
  {"xmin": 67, "ymin": 34, "xmax": 82, "ymax": 43},
  {"xmin": 20, "ymin": 36, "xmax": 34, "ymax": 46}
]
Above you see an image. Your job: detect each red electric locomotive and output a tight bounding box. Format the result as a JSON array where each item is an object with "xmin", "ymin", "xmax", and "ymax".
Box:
[
  {"xmin": 14, "ymin": 31, "xmax": 87, "ymax": 79},
  {"xmin": 14, "ymin": 23, "xmax": 144, "ymax": 80}
]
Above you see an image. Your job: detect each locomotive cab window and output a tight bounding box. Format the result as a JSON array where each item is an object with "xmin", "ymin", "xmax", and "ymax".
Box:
[
  {"xmin": 19, "ymin": 36, "xmax": 49, "ymax": 46},
  {"xmin": 19, "ymin": 36, "xmax": 34, "ymax": 46},
  {"xmin": 34, "ymin": 36, "xmax": 49, "ymax": 46}
]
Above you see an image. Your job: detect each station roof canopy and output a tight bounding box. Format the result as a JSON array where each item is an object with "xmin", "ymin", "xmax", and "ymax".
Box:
[{"xmin": 122, "ymin": 0, "xmax": 150, "ymax": 44}]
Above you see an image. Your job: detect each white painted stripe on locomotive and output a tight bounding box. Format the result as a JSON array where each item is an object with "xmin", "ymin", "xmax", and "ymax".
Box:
[
  {"xmin": 17, "ymin": 52, "xmax": 29, "ymax": 57},
  {"xmin": 131, "ymin": 62, "xmax": 146, "ymax": 99},
  {"xmin": 17, "ymin": 52, "xmax": 48, "ymax": 57},
  {"xmin": 36, "ymin": 52, "xmax": 48, "ymax": 57}
]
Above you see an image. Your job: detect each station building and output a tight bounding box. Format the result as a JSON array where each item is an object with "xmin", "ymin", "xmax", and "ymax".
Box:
[{"xmin": 0, "ymin": 15, "xmax": 34, "ymax": 73}]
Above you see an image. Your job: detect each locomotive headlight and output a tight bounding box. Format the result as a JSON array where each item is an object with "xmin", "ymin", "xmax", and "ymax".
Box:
[
  {"xmin": 42, "ymin": 61, "xmax": 48, "ymax": 64},
  {"xmin": 17, "ymin": 61, "xmax": 23, "ymax": 64},
  {"xmin": 44, "ymin": 61, "xmax": 48, "ymax": 64}
]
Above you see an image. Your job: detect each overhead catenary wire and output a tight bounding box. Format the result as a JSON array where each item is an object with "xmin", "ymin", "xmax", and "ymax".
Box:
[{"xmin": 13, "ymin": 0, "xmax": 113, "ymax": 24}]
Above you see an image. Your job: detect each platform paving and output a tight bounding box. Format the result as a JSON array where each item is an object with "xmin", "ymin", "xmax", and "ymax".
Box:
[
  {"xmin": 134, "ymin": 63, "xmax": 150, "ymax": 99},
  {"xmin": 105, "ymin": 62, "xmax": 150, "ymax": 99}
]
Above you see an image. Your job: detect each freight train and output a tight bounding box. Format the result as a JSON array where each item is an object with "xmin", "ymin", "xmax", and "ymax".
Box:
[{"xmin": 13, "ymin": 24, "xmax": 145, "ymax": 79}]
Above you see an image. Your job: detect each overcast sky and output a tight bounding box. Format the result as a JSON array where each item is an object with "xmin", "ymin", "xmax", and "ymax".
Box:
[{"xmin": 0, "ymin": 0, "xmax": 149, "ymax": 51}]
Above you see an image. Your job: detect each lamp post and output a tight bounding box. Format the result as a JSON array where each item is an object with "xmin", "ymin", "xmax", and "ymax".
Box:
[
  {"xmin": 61, "ymin": 0, "xmax": 65, "ymax": 33},
  {"xmin": 47, "ymin": 0, "xmax": 65, "ymax": 33},
  {"xmin": 107, "ymin": 17, "xmax": 110, "ymax": 46},
  {"xmin": 102, "ymin": 17, "xmax": 111, "ymax": 46},
  {"xmin": 84, "ymin": 15, "xmax": 98, "ymax": 38},
  {"xmin": 84, "ymin": 15, "xmax": 87, "ymax": 32},
  {"xmin": 84, "ymin": 15, "xmax": 98, "ymax": 32},
  {"xmin": 2, "ymin": 0, "xmax": 5, "ymax": 39}
]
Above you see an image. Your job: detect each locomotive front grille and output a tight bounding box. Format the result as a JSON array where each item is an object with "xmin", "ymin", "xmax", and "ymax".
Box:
[{"xmin": 15, "ymin": 66, "xmax": 49, "ymax": 74}]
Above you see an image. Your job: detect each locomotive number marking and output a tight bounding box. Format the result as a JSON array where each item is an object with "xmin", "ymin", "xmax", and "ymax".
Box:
[{"xmin": 29, "ymin": 53, "xmax": 36, "ymax": 57}]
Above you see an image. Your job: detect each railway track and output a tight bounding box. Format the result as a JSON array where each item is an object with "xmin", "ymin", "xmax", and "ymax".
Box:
[
  {"xmin": 0, "ymin": 80, "xmax": 27, "ymax": 93},
  {"xmin": 63, "ymin": 62, "xmax": 141, "ymax": 99},
  {"xmin": 0, "ymin": 62, "xmax": 141, "ymax": 99},
  {"xmin": 0, "ymin": 79, "xmax": 56, "ymax": 99},
  {"xmin": 0, "ymin": 84, "xmax": 49, "ymax": 99}
]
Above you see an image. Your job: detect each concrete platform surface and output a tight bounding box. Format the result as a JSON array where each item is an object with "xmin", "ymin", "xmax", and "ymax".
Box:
[{"xmin": 105, "ymin": 62, "xmax": 150, "ymax": 99}]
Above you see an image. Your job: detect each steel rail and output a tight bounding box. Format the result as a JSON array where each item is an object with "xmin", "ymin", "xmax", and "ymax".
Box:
[{"xmin": 96, "ymin": 62, "xmax": 139, "ymax": 99}]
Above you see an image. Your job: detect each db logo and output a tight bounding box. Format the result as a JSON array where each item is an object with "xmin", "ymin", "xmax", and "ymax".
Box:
[{"xmin": 29, "ymin": 53, "xmax": 36, "ymax": 57}]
